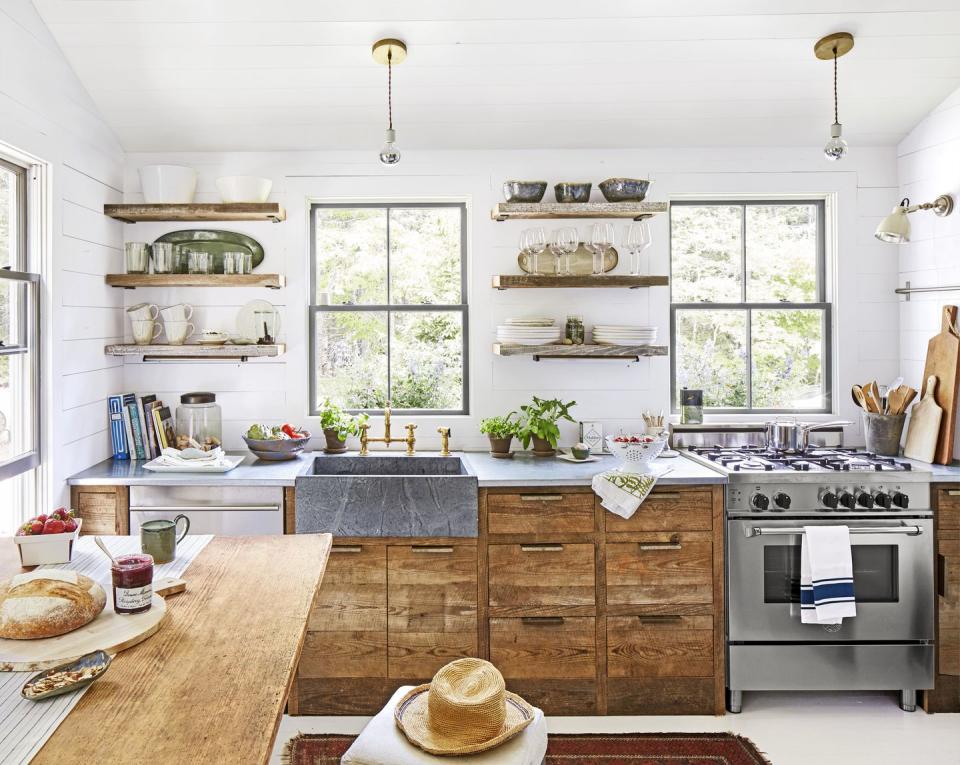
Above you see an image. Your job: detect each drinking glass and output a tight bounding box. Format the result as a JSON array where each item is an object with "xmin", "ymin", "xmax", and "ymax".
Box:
[
  {"xmin": 550, "ymin": 227, "xmax": 578, "ymax": 276},
  {"xmin": 223, "ymin": 251, "xmax": 243, "ymax": 275},
  {"xmin": 625, "ymin": 222, "xmax": 652, "ymax": 275},
  {"xmin": 125, "ymin": 242, "xmax": 150, "ymax": 274},
  {"xmin": 587, "ymin": 223, "xmax": 614, "ymax": 275},
  {"xmin": 187, "ymin": 250, "xmax": 211, "ymax": 274},
  {"xmin": 521, "ymin": 227, "xmax": 547, "ymax": 275},
  {"xmin": 151, "ymin": 243, "xmax": 176, "ymax": 274}
]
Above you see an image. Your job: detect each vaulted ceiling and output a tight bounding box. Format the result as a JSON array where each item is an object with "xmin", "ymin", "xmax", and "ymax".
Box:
[{"xmin": 31, "ymin": 0, "xmax": 960, "ymax": 152}]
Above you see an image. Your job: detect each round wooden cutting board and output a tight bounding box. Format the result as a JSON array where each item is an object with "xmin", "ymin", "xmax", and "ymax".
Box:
[{"xmin": 0, "ymin": 593, "xmax": 167, "ymax": 672}]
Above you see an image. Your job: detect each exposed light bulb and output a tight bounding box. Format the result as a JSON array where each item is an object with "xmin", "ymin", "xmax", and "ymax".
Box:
[
  {"xmin": 823, "ymin": 122, "xmax": 847, "ymax": 161},
  {"xmin": 379, "ymin": 128, "xmax": 401, "ymax": 166}
]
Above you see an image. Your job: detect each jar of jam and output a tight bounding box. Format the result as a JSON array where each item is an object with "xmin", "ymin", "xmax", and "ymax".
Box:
[{"xmin": 111, "ymin": 554, "xmax": 154, "ymax": 614}]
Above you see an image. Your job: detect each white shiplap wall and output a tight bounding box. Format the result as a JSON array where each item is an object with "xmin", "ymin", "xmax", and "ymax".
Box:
[
  {"xmin": 897, "ymin": 86, "xmax": 960, "ymax": 453},
  {"xmin": 0, "ymin": 0, "xmax": 124, "ymax": 509},
  {"xmin": 121, "ymin": 145, "xmax": 899, "ymax": 451}
]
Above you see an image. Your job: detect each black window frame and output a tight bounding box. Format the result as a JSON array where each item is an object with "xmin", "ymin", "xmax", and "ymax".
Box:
[
  {"xmin": 669, "ymin": 199, "xmax": 832, "ymax": 414},
  {"xmin": 308, "ymin": 201, "xmax": 469, "ymax": 416}
]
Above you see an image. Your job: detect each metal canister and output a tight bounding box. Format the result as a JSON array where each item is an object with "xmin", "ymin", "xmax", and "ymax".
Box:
[{"xmin": 680, "ymin": 388, "xmax": 704, "ymax": 424}]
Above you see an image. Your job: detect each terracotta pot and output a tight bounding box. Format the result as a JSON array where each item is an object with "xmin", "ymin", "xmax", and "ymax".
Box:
[
  {"xmin": 488, "ymin": 435, "xmax": 513, "ymax": 456},
  {"xmin": 530, "ymin": 435, "xmax": 556, "ymax": 458},
  {"xmin": 323, "ymin": 427, "xmax": 348, "ymax": 454}
]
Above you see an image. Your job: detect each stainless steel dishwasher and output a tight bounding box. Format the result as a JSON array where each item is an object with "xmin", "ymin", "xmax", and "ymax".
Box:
[{"xmin": 129, "ymin": 485, "xmax": 284, "ymax": 536}]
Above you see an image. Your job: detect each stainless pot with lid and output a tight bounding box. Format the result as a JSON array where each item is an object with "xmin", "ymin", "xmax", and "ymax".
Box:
[{"xmin": 764, "ymin": 419, "xmax": 852, "ymax": 452}]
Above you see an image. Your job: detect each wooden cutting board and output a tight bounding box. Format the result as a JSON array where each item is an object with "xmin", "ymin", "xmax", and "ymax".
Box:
[
  {"xmin": 904, "ymin": 375, "xmax": 943, "ymax": 463},
  {"xmin": 921, "ymin": 305, "xmax": 960, "ymax": 464},
  {"xmin": 0, "ymin": 593, "xmax": 166, "ymax": 672}
]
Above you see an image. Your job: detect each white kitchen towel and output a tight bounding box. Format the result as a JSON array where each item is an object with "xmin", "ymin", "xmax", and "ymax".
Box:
[
  {"xmin": 0, "ymin": 534, "xmax": 212, "ymax": 765},
  {"xmin": 592, "ymin": 471, "xmax": 658, "ymax": 519},
  {"xmin": 155, "ymin": 446, "xmax": 229, "ymax": 467},
  {"xmin": 800, "ymin": 525, "xmax": 856, "ymax": 625}
]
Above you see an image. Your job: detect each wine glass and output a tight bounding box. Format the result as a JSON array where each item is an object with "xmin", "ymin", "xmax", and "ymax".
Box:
[
  {"xmin": 550, "ymin": 227, "xmax": 578, "ymax": 276},
  {"xmin": 526, "ymin": 226, "xmax": 547, "ymax": 275},
  {"xmin": 587, "ymin": 223, "xmax": 614, "ymax": 275},
  {"xmin": 519, "ymin": 229, "xmax": 539, "ymax": 275},
  {"xmin": 625, "ymin": 222, "xmax": 652, "ymax": 275}
]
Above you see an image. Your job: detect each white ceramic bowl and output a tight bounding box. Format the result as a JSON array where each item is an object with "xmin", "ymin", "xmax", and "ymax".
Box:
[
  {"xmin": 606, "ymin": 434, "xmax": 668, "ymax": 468},
  {"xmin": 139, "ymin": 165, "xmax": 197, "ymax": 204},
  {"xmin": 215, "ymin": 176, "xmax": 272, "ymax": 203}
]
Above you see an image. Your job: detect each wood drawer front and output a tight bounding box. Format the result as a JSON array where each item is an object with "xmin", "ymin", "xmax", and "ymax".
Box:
[
  {"xmin": 488, "ymin": 543, "xmax": 596, "ymax": 614},
  {"xmin": 607, "ymin": 678, "xmax": 716, "ymax": 715},
  {"xmin": 387, "ymin": 544, "xmax": 477, "ymax": 633},
  {"xmin": 604, "ymin": 489, "xmax": 713, "ymax": 533},
  {"xmin": 938, "ymin": 489, "xmax": 960, "ymax": 529},
  {"xmin": 607, "ymin": 615, "xmax": 714, "ymax": 678},
  {"xmin": 489, "ymin": 617, "xmax": 596, "ymax": 680},
  {"xmin": 606, "ymin": 536, "xmax": 714, "ymax": 606},
  {"xmin": 299, "ymin": 631, "xmax": 386, "ymax": 678},
  {"xmin": 940, "ymin": 537, "xmax": 960, "ymax": 677},
  {"xmin": 309, "ymin": 543, "xmax": 386, "ymax": 632},
  {"xmin": 75, "ymin": 491, "xmax": 120, "ymax": 535},
  {"xmin": 487, "ymin": 492, "xmax": 594, "ymax": 535},
  {"xmin": 388, "ymin": 631, "xmax": 479, "ymax": 680},
  {"xmin": 295, "ymin": 678, "xmax": 394, "ymax": 716}
]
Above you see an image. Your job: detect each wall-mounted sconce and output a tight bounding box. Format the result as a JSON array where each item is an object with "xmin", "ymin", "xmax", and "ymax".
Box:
[{"xmin": 875, "ymin": 195, "xmax": 955, "ymax": 243}]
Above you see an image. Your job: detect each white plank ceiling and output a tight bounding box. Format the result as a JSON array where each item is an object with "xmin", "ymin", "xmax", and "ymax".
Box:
[{"xmin": 30, "ymin": 0, "xmax": 960, "ymax": 151}]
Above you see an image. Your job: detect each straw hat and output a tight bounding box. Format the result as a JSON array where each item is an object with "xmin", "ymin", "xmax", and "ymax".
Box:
[{"xmin": 394, "ymin": 658, "xmax": 535, "ymax": 755}]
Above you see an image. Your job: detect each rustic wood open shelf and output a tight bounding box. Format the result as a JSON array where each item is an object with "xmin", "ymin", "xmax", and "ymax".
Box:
[
  {"xmin": 103, "ymin": 203, "xmax": 286, "ymax": 223},
  {"xmin": 493, "ymin": 343, "xmax": 667, "ymax": 361},
  {"xmin": 105, "ymin": 274, "xmax": 285, "ymax": 289},
  {"xmin": 492, "ymin": 201, "xmax": 667, "ymax": 221},
  {"xmin": 493, "ymin": 274, "xmax": 668, "ymax": 289},
  {"xmin": 105, "ymin": 343, "xmax": 285, "ymax": 361}
]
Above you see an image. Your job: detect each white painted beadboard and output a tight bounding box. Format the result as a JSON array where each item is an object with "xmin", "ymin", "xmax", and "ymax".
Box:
[
  {"xmin": 0, "ymin": 0, "xmax": 125, "ymax": 513},
  {"xmin": 896, "ymin": 85, "xmax": 960, "ymax": 455},
  {"xmin": 120, "ymin": 145, "xmax": 900, "ymax": 451}
]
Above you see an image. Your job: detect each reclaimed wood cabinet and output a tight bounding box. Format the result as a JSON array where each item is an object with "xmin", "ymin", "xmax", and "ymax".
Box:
[{"xmin": 924, "ymin": 486, "xmax": 960, "ymax": 713}]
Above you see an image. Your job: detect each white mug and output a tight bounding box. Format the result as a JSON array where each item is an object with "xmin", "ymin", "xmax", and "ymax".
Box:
[
  {"xmin": 160, "ymin": 303, "xmax": 193, "ymax": 323},
  {"xmin": 164, "ymin": 321, "xmax": 195, "ymax": 346},
  {"xmin": 127, "ymin": 303, "xmax": 159, "ymax": 322},
  {"xmin": 131, "ymin": 319, "xmax": 162, "ymax": 345}
]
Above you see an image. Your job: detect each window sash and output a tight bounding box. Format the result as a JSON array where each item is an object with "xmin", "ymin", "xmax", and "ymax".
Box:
[{"xmin": 309, "ymin": 203, "xmax": 469, "ymax": 415}]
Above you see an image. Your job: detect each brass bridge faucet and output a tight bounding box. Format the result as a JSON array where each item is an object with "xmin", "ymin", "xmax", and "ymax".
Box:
[
  {"xmin": 359, "ymin": 402, "xmax": 417, "ymax": 456},
  {"xmin": 437, "ymin": 427, "xmax": 451, "ymax": 457}
]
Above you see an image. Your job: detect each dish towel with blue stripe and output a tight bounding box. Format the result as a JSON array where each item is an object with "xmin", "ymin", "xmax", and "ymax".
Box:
[{"xmin": 800, "ymin": 525, "xmax": 856, "ymax": 624}]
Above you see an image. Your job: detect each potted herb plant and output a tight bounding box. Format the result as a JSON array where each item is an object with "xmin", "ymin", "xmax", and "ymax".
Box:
[
  {"xmin": 317, "ymin": 399, "xmax": 367, "ymax": 454},
  {"xmin": 479, "ymin": 414, "xmax": 517, "ymax": 458},
  {"xmin": 516, "ymin": 396, "xmax": 577, "ymax": 457}
]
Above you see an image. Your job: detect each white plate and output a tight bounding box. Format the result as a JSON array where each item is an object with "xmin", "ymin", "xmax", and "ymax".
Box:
[
  {"xmin": 142, "ymin": 455, "xmax": 244, "ymax": 473},
  {"xmin": 237, "ymin": 300, "xmax": 281, "ymax": 342},
  {"xmin": 497, "ymin": 325, "xmax": 561, "ymax": 332},
  {"xmin": 497, "ymin": 338, "xmax": 561, "ymax": 346},
  {"xmin": 593, "ymin": 325, "xmax": 657, "ymax": 331},
  {"xmin": 505, "ymin": 318, "xmax": 554, "ymax": 325}
]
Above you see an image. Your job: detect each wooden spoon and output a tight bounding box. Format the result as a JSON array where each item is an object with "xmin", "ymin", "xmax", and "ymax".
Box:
[{"xmin": 852, "ymin": 385, "xmax": 870, "ymax": 412}]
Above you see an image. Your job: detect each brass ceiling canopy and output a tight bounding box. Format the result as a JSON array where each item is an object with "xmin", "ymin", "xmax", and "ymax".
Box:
[
  {"xmin": 372, "ymin": 38, "xmax": 407, "ymax": 66},
  {"xmin": 814, "ymin": 32, "xmax": 854, "ymax": 60}
]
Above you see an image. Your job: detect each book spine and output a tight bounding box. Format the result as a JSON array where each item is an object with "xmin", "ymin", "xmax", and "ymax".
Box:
[
  {"xmin": 136, "ymin": 397, "xmax": 151, "ymax": 459},
  {"xmin": 122, "ymin": 401, "xmax": 136, "ymax": 460},
  {"xmin": 127, "ymin": 402, "xmax": 146, "ymax": 460},
  {"xmin": 142, "ymin": 402, "xmax": 158, "ymax": 459},
  {"xmin": 153, "ymin": 407, "xmax": 168, "ymax": 450},
  {"xmin": 108, "ymin": 396, "xmax": 129, "ymax": 459}
]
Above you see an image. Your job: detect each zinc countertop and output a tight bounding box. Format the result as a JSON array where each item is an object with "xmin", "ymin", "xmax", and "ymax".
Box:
[{"xmin": 67, "ymin": 451, "xmax": 727, "ymax": 488}]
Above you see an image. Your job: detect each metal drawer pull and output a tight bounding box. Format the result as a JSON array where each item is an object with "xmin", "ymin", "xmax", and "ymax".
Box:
[
  {"xmin": 520, "ymin": 545, "xmax": 564, "ymax": 552},
  {"xmin": 638, "ymin": 615, "xmax": 683, "ymax": 624},
  {"xmin": 520, "ymin": 494, "xmax": 563, "ymax": 502},
  {"xmin": 745, "ymin": 525, "xmax": 923, "ymax": 538},
  {"xmin": 129, "ymin": 505, "xmax": 280, "ymax": 512},
  {"xmin": 946, "ymin": 491, "xmax": 960, "ymax": 496},
  {"xmin": 938, "ymin": 554, "xmax": 948, "ymax": 598},
  {"xmin": 521, "ymin": 616, "xmax": 565, "ymax": 625},
  {"xmin": 332, "ymin": 545, "xmax": 363, "ymax": 554},
  {"xmin": 410, "ymin": 546, "xmax": 454, "ymax": 553},
  {"xmin": 650, "ymin": 492, "xmax": 682, "ymax": 500},
  {"xmin": 639, "ymin": 535, "xmax": 681, "ymax": 551}
]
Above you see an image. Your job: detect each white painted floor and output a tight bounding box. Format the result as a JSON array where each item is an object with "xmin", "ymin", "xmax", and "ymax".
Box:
[{"xmin": 271, "ymin": 692, "xmax": 960, "ymax": 765}]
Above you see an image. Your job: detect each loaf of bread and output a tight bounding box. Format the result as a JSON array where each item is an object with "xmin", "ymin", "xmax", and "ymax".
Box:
[{"xmin": 0, "ymin": 570, "xmax": 106, "ymax": 639}]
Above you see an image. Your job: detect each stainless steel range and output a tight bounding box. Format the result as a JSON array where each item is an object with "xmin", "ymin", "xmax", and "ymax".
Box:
[{"xmin": 682, "ymin": 444, "xmax": 935, "ymax": 713}]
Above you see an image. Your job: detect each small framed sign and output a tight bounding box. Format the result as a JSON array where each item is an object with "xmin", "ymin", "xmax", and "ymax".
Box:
[{"xmin": 579, "ymin": 421, "xmax": 605, "ymax": 453}]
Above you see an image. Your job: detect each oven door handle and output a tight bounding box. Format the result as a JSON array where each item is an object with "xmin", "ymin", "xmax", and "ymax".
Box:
[{"xmin": 744, "ymin": 524, "xmax": 923, "ymax": 538}]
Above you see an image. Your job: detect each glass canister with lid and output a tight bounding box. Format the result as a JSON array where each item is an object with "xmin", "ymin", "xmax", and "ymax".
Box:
[{"xmin": 175, "ymin": 392, "xmax": 222, "ymax": 451}]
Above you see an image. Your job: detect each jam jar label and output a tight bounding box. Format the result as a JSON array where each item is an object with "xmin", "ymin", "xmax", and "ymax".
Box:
[{"xmin": 115, "ymin": 584, "xmax": 152, "ymax": 610}]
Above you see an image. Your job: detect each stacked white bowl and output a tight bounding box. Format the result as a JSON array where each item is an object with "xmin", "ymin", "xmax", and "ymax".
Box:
[
  {"xmin": 496, "ymin": 317, "xmax": 561, "ymax": 346},
  {"xmin": 592, "ymin": 325, "xmax": 657, "ymax": 345}
]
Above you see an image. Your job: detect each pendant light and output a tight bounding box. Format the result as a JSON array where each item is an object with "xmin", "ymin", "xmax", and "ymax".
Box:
[
  {"xmin": 372, "ymin": 38, "xmax": 407, "ymax": 166},
  {"xmin": 814, "ymin": 32, "xmax": 854, "ymax": 161}
]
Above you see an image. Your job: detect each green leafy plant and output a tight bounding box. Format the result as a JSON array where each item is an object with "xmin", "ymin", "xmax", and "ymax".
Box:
[
  {"xmin": 479, "ymin": 414, "xmax": 517, "ymax": 439},
  {"xmin": 317, "ymin": 399, "xmax": 368, "ymax": 441},
  {"xmin": 515, "ymin": 396, "xmax": 577, "ymax": 449}
]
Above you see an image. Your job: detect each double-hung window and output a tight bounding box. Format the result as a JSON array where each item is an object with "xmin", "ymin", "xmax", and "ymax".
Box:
[
  {"xmin": 310, "ymin": 203, "xmax": 468, "ymax": 414},
  {"xmin": 0, "ymin": 157, "xmax": 40, "ymax": 508},
  {"xmin": 670, "ymin": 200, "xmax": 831, "ymax": 412}
]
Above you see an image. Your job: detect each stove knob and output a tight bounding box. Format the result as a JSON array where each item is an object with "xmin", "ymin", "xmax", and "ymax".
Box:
[
  {"xmin": 773, "ymin": 492, "xmax": 792, "ymax": 510},
  {"xmin": 819, "ymin": 490, "xmax": 839, "ymax": 510},
  {"xmin": 892, "ymin": 491, "xmax": 909, "ymax": 509},
  {"xmin": 856, "ymin": 491, "xmax": 874, "ymax": 510},
  {"xmin": 873, "ymin": 491, "xmax": 893, "ymax": 510},
  {"xmin": 750, "ymin": 493, "xmax": 770, "ymax": 511},
  {"xmin": 838, "ymin": 491, "xmax": 855, "ymax": 510}
]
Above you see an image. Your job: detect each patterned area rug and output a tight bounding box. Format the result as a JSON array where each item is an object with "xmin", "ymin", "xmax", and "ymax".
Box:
[{"xmin": 283, "ymin": 732, "xmax": 773, "ymax": 764}]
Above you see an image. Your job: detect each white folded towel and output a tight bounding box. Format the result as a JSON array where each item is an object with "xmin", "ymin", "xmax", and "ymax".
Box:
[
  {"xmin": 156, "ymin": 446, "xmax": 229, "ymax": 467},
  {"xmin": 591, "ymin": 470, "xmax": 659, "ymax": 519},
  {"xmin": 800, "ymin": 525, "xmax": 856, "ymax": 624}
]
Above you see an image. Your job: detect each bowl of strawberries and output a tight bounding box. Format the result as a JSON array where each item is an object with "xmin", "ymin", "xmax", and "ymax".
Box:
[
  {"xmin": 14, "ymin": 508, "xmax": 82, "ymax": 566},
  {"xmin": 606, "ymin": 433, "xmax": 668, "ymax": 471}
]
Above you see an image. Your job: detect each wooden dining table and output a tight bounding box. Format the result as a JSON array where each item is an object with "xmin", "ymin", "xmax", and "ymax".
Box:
[{"xmin": 0, "ymin": 533, "xmax": 331, "ymax": 764}]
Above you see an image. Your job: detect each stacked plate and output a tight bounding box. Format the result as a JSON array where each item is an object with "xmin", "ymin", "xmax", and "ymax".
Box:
[
  {"xmin": 592, "ymin": 325, "xmax": 658, "ymax": 346},
  {"xmin": 497, "ymin": 318, "xmax": 561, "ymax": 346}
]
